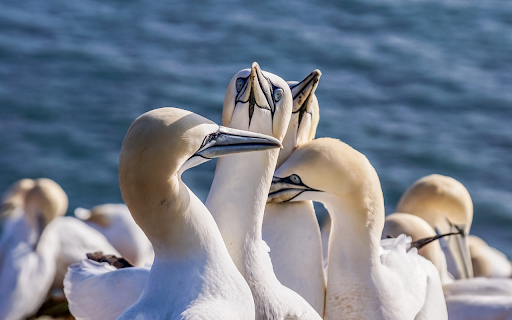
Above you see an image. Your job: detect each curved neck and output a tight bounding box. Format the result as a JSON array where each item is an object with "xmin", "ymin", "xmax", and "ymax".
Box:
[
  {"xmin": 321, "ymin": 194, "xmax": 384, "ymax": 316},
  {"xmin": 206, "ymin": 149, "xmax": 278, "ymax": 273},
  {"xmin": 326, "ymin": 196, "xmax": 382, "ymax": 272}
]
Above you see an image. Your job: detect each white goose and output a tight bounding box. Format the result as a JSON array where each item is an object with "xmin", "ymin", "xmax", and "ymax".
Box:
[
  {"xmin": 261, "ymin": 69, "xmax": 325, "ymax": 315},
  {"xmin": 0, "ymin": 178, "xmax": 119, "ymax": 320},
  {"xmin": 206, "ymin": 62, "xmax": 322, "ymax": 320},
  {"xmin": 74, "ymin": 107, "xmax": 284, "ymax": 319},
  {"xmin": 396, "ymin": 174, "xmax": 474, "ymax": 279},
  {"xmin": 268, "ymin": 138, "xmax": 448, "ymax": 320},
  {"xmin": 383, "ymin": 212, "xmax": 512, "ymax": 320},
  {"xmin": 74, "ymin": 203, "xmax": 154, "ymax": 266}
]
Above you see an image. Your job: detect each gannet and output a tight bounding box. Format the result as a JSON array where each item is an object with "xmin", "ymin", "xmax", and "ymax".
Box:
[
  {"xmin": 64, "ymin": 64, "xmax": 320, "ymax": 320},
  {"xmin": 385, "ymin": 214, "xmax": 512, "ymax": 280},
  {"xmin": 382, "ymin": 212, "xmax": 512, "ymax": 319},
  {"xmin": 396, "ymin": 174, "xmax": 474, "ymax": 279},
  {"xmin": 468, "ymin": 235, "xmax": 512, "ymax": 278},
  {"xmin": 268, "ymin": 138, "xmax": 448, "ymax": 320},
  {"xmin": 0, "ymin": 179, "xmax": 118, "ymax": 320},
  {"xmin": 383, "ymin": 213, "xmax": 451, "ymax": 280},
  {"xmin": 261, "ymin": 70, "xmax": 326, "ymax": 315},
  {"xmin": 74, "ymin": 203, "xmax": 154, "ymax": 266},
  {"xmin": 206, "ymin": 63, "xmax": 322, "ymax": 320},
  {"xmin": 114, "ymin": 106, "xmax": 284, "ymax": 319},
  {"xmin": 0, "ymin": 178, "xmax": 36, "ymax": 224}
]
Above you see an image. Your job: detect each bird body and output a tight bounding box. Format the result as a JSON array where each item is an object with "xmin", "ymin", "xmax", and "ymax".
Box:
[
  {"xmin": 74, "ymin": 203, "xmax": 154, "ymax": 266},
  {"xmin": 67, "ymin": 107, "xmax": 283, "ymax": 319},
  {"xmin": 383, "ymin": 212, "xmax": 512, "ymax": 319},
  {"xmin": 269, "ymin": 138, "xmax": 447, "ymax": 320},
  {"xmin": 207, "ymin": 63, "xmax": 322, "ymax": 320},
  {"xmin": 262, "ymin": 70, "xmax": 325, "ymax": 315},
  {"xmin": 468, "ymin": 235, "xmax": 512, "ymax": 278}
]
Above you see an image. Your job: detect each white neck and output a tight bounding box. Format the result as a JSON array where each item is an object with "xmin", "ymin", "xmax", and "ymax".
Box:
[
  {"xmin": 138, "ymin": 181, "xmax": 235, "ymax": 299},
  {"xmin": 262, "ymin": 201, "xmax": 326, "ymax": 315},
  {"xmin": 156, "ymin": 179, "xmax": 227, "ymax": 260},
  {"xmin": 318, "ymin": 192, "xmax": 384, "ymax": 319},
  {"xmin": 206, "ymin": 149, "xmax": 278, "ymax": 274}
]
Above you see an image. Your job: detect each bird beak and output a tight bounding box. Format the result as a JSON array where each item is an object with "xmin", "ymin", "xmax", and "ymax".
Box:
[
  {"xmin": 235, "ymin": 62, "xmax": 275, "ymax": 124},
  {"xmin": 290, "ymin": 69, "xmax": 321, "ymax": 115},
  {"xmin": 267, "ymin": 176, "xmax": 319, "ymax": 203},
  {"xmin": 193, "ymin": 126, "xmax": 282, "ymax": 159},
  {"xmin": 437, "ymin": 222, "xmax": 474, "ymax": 279}
]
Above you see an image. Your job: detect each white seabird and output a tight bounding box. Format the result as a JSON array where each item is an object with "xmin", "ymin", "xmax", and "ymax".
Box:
[
  {"xmin": 206, "ymin": 62, "xmax": 322, "ymax": 320},
  {"xmin": 70, "ymin": 107, "xmax": 282, "ymax": 319},
  {"xmin": 74, "ymin": 203, "xmax": 154, "ymax": 266},
  {"xmin": 383, "ymin": 212, "xmax": 512, "ymax": 320},
  {"xmin": 396, "ymin": 174, "xmax": 474, "ymax": 279},
  {"xmin": 0, "ymin": 179, "xmax": 118, "ymax": 319},
  {"xmin": 268, "ymin": 138, "xmax": 448, "ymax": 320},
  {"xmin": 262, "ymin": 69, "xmax": 326, "ymax": 315}
]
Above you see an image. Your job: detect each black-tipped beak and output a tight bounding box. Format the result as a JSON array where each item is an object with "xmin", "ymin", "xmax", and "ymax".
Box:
[
  {"xmin": 267, "ymin": 175, "xmax": 320, "ymax": 203},
  {"xmin": 290, "ymin": 69, "xmax": 321, "ymax": 114},
  {"xmin": 409, "ymin": 228, "xmax": 464, "ymax": 251},
  {"xmin": 437, "ymin": 222, "xmax": 474, "ymax": 279},
  {"xmin": 193, "ymin": 126, "xmax": 282, "ymax": 159}
]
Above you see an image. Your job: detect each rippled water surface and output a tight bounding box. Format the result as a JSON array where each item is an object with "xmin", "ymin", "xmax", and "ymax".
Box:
[{"xmin": 1, "ymin": 0, "xmax": 512, "ymax": 256}]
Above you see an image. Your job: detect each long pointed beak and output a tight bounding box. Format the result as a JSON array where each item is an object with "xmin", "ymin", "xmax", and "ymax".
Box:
[
  {"xmin": 290, "ymin": 69, "xmax": 322, "ymax": 114},
  {"xmin": 193, "ymin": 126, "xmax": 282, "ymax": 159},
  {"xmin": 267, "ymin": 176, "xmax": 319, "ymax": 203},
  {"xmin": 437, "ymin": 222, "xmax": 474, "ymax": 279},
  {"xmin": 251, "ymin": 62, "xmax": 274, "ymax": 112},
  {"xmin": 408, "ymin": 229, "xmax": 463, "ymax": 251}
]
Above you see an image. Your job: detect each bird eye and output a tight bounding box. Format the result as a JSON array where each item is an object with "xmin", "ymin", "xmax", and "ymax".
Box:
[
  {"xmin": 290, "ymin": 174, "xmax": 301, "ymax": 184},
  {"xmin": 273, "ymin": 88, "xmax": 283, "ymax": 102},
  {"xmin": 236, "ymin": 78, "xmax": 245, "ymax": 92}
]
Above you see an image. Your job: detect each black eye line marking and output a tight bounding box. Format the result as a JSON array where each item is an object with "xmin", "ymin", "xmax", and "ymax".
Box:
[
  {"xmin": 235, "ymin": 76, "xmax": 250, "ymax": 101},
  {"xmin": 291, "ymin": 76, "xmax": 318, "ymax": 100},
  {"xmin": 292, "ymin": 77, "xmax": 319, "ymax": 129},
  {"xmin": 190, "ymin": 128, "xmax": 222, "ymax": 160},
  {"xmin": 283, "ymin": 190, "xmax": 307, "ymax": 202},
  {"xmin": 234, "ymin": 74, "xmax": 277, "ymax": 128},
  {"xmin": 268, "ymin": 174, "xmax": 322, "ymax": 202},
  {"xmin": 280, "ymin": 175, "xmax": 309, "ymax": 188}
]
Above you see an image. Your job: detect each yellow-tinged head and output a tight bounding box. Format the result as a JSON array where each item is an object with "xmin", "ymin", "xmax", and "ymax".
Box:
[
  {"xmin": 1, "ymin": 178, "xmax": 36, "ymax": 218},
  {"xmin": 396, "ymin": 174, "xmax": 473, "ymax": 233},
  {"xmin": 119, "ymin": 107, "xmax": 281, "ymax": 247},
  {"xmin": 277, "ymin": 69, "xmax": 322, "ymax": 168},
  {"xmin": 24, "ymin": 178, "xmax": 68, "ymax": 228},
  {"xmin": 223, "ymin": 62, "xmax": 292, "ymax": 142}
]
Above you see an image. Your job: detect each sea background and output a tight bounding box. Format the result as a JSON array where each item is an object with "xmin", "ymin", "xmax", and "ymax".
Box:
[{"xmin": 1, "ymin": 0, "xmax": 511, "ymax": 257}]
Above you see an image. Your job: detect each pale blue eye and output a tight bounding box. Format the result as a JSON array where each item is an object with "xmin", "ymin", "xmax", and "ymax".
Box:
[
  {"xmin": 274, "ymin": 88, "xmax": 283, "ymax": 102},
  {"xmin": 236, "ymin": 78, "xmax": 244, "ymax": 92},
  {"xmin": 290, "ymin": 174, "xmax": 301, "ymax": 184}
]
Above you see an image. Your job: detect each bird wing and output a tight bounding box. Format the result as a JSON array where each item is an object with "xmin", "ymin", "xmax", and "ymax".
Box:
[{"xmin": 64, "ymin": 259, "xmax": 149, "ymax": 320}]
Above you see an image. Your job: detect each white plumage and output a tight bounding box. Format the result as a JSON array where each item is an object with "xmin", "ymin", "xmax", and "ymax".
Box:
[{"xmin": 269, "ymin": 138, "xmax": 447, "ymax": 320}]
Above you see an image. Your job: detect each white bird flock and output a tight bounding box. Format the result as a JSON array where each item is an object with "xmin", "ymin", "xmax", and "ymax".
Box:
[{"xmin": 0, "ymin": 62, "xmax": 511, "ymax": 320}]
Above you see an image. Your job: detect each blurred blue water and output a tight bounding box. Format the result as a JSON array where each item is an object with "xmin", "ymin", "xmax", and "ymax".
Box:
[{"xmin": 1, "ymin": 0, "xmax": 511, "ymax": 256}]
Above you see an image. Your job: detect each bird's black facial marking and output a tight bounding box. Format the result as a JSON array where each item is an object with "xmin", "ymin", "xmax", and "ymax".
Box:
[
  {"xmin": 268, "ymin": 174, "xmax": 321, "ymax": 202},
  {"xmin": 194, "ymin": 129, "xmax": 222, "ymax": 159},
  {"xmin": 234, "ymin": 73, "xmax": 278, "ymax": 128},
  {"xmin": 289, "ymin": 73, "xmax": 320, "ymax": 130}
]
